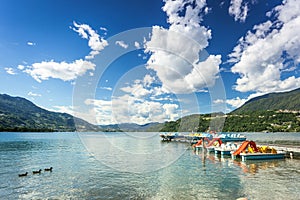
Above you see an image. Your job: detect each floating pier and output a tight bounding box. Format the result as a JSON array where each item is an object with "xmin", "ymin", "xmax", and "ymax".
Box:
[
  {"xmin": 266, "ymin": 144, "xmax": 300, "ymax": 159},
  {"xmin": 160, "ymin": 133, "xmax": 300, "ymax": 160}
]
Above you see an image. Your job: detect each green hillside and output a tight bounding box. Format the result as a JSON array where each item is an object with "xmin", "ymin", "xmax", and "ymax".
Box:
[
  {"xmin": 0, "ymin": 94, "xmax": 100, "ymax": 132},
  {"xmin": 148, "ymin": 113, "xmax": 225, "ymax": 132},
  {"xmin": 232, "ymin": 88, "xmax": 300, "ymax": 114},
  {"xmin": 152, "ymin": 88, "xmax": 300, "ymax": 132}
]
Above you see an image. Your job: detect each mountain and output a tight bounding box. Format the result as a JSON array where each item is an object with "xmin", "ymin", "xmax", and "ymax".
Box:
[
  {"xmin": 2, "ymin": 87, "xmax": 300, "ymax": 133},
  {"xmin": 231, "ymin": 88, "xmax": 300, "ymax": 114},
  {"xmin": 147, "ymin": 113, "xmax": 225, "ymax": 132},
  {"xmin": 151, "ymin": 88, "xmax": 300, "ymax": 132},
  {"xmin": 221, "ymin": 88, "xmax": 300, "ymax": 132},
  {"xmin": 0, "ymin": 94, "xmax": 100, "ymax": 132},
  {"xmin": 99, "ymin": 122, "xmax": 160, "ymax": 132}
]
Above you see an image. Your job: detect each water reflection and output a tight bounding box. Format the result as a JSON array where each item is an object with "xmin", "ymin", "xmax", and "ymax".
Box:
[
  {"xmin": 79, "ymin": 132, "xmax": 189, "ymax": 173},
  {"xmin": 194, "ymin": 148, "xmax": 284, "ymax": 175},
  {"xmin": 234, "ymin": 160, "xmax": 281, "ymax": 174}
]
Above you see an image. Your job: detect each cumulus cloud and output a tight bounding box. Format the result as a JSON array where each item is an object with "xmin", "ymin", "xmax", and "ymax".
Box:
[
  {"xmin": 144, "ymin": 0, "xmax": 221, "ymax": 94},
  {"xmin": 120, "ymin": 75, "xmax": 158, "ymax": 100},
  {"xmin": 20, "ymin": 22, "xmax": 107, "ymax": 82},
  {"xmin": 115, "ymin": 40, "xmax": 129, "ymax": 49},
  {"xmin": 22, "ymin": 59, "xmax": 95, "ymax": 82},
  {"xmin": 4, "ymin": 67, "xmax": 16, "ymax": 75},
  {"xmin": 82, "ymin": 94, "xmax": 179, "ymax": 125},
  {"xmin": 72, "ymin": 21, "xmax": 108, "ymax": 59},
  {"xmin": 82, "ymin": 99, "xmax": 113, "ymax": 125},
  {"xmin": 121, "ymin": 83, "xmax": 152, "ymax": 99},
  {"xmin": 229, "ymin": 0, "xmax": 300, "ymax": 94},
  {"xmin": 53, "ymin": 72, "xmax": 180, "ymax": 125},
  {"xmin": 115, "ymin": 96, "xmax": 175, "ymax": 125},
  {"xmin": 84, "ymin": 73, "xmax": 181, "ymax": 125},
  {"xmin": 86, "ymin": 96, "xmax": 179, "ymax": 125},
  {"xmin": 228, "ymin": 0, "xmax": 249, "ymax": 22}
]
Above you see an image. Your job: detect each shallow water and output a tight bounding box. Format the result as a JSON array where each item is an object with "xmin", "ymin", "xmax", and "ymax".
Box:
[{"xmin": 0, "ymin": 132, "xmax": 299, "ymax": 199}]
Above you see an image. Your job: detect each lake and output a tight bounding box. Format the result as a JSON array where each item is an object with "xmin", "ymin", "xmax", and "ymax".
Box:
[{"xmin": 0, "ymin": 132, "xmax": 299, "ymax": 199}]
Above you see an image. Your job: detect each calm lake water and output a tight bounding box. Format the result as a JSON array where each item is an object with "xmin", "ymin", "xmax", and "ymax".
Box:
[{"xmin": 0, "ymin": 132, "xmax": 299, "ymax": 200}]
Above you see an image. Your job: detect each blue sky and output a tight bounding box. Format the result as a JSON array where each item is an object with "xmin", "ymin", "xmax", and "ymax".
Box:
[{"xmin": 1, "ymin": 0, "xmax": 300, "ymax": 125}]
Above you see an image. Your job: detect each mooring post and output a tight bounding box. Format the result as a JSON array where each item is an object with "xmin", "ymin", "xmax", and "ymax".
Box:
[{"xmin": 202, "ymin": 137, "xmax": 205, "ymax": 149}]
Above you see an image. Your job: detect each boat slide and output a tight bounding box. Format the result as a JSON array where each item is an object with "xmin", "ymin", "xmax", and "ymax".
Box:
[{"xmin": 232, "ymin": 141, "xmax": 258, "ymax": 156}]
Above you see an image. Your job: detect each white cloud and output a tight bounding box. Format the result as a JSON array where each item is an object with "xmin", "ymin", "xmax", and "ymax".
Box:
[
  {"xmin": 28, "ymin": 91, "xmax": 41, "ymax": 97},
  {"xmin": 225, "ymin": 97, "xmax": 246, "ymax": 108},
  {"xmin": 20, "ymin": 22, "xmax": 108, "ymax": 82},
  {"xmin": 115, "ymin": 40, "xmax": 129, "ymax": 49},
  {"xmin": 72, "ymin": 21, "xmax": 108, "ymax": 59},
  {"xmin": 99, "ymin": 86, "xmax": 112, "ymax": 91},
  {"xmin": 27, "ymin": 41, "xmax": 36, "ymax": 46},
  {"xmin": 220, "ymin": 1, "xmax": 225, "ymax": 8},
  {"xmin": 80, "ymin": 73, "xmax": 181, "ymax": 125},
  {"xmin": 150, "ymin": 96, "xmax": 174, "ymax": 101},
  {"xmin": 144, "ymin": 0, "xmax": 221, "ymax": 94},
  {"xmin": 120, "ymin": 82, "xmax": 152, "ymax": 99},
  {"xmin": 229, "ymin": 0, "xmax": 300, "ymax": 94},
  {"xmin": 112, "ymin": 96, "xmax": 159, "ymax": 125},
  {"xmin": 4, "ymin": 67, "xmax": 16, "ymax": 75},
  {"xmin": 52, "ymin": 105, "xmax": 101, "ymax": 125},
  {"xmin": 83, "ymin": 99, "xmax": 113, "ymax": 125},
  {"xmin": 213, "ymin": 99, "xmax": 225, "ymax": 104},
  {"xmin": 214, "ymin": 92, "xmax": 268, "ymax": 109},
  {"xmin": 228, "ymin": 0, "xmax": 249, "ymax": 22},
  {"xmin": 119, "ymin": 74, "xmax": 167, "ymax": 101},
  {"xmin": 23, "ymin": 59, "xmax": 95, "ymax": 82},
  {"xmin": 100, "ymin": 27, "xmax": 107, "ymax": 32},
  {"xmin": 17, "ymin": 65, "xmax": 25, "ymax": 70},
  {"xmin": 152, "ymin": 85, "xmax": 170, "ymax": 97},
  {"xmin": 163, "ymin": 103, "xmax": 179, "ymax": 121},
  {"xmin": 52, "ymin": 105, "xmax": 74, "ymax": 114},
  {"xmin": 87, "ymin": 96, "xmax": 180, "ymax": 125},
  {"xmin": 134, "ymin": 41, "xmax": 141, "ymax": 49},
  {"xmin": 204, "ymin": 7, "xmax": 210, "ymax": 14},
  {"xmin": 143, "ymin": 74, "xmax": 155, "ymax": 87}
]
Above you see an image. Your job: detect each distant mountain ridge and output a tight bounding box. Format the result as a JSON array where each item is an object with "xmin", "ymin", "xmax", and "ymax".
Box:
[
  {"xmin": 0, "ymin": 94, "xmax": 100, "ymax": 132},
  {"xmin": 1, "ymin": 87, "xmax": 300, "ymax": 133},
  {"xmin": 99, "ymin": 122, "xmax": 160, "ymax": 132},
  {"xmin": 232, "ymin": 88, "xmax": 300, "ymax": 114}
]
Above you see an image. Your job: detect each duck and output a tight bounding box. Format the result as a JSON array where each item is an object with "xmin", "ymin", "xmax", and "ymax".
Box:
[
  {"xmin": 18, "ymin": 172, "xmax": 28, "ymax": 177},
  {"xmin": 32, "ymin": 169, "xmax": 42, "ymax": 174},
  {"xmin": 44, "ymin": 167, "xmax": 53, "ymax": 172}
]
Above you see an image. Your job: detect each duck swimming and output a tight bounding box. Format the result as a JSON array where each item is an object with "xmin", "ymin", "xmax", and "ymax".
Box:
[
  {"xmin": 18, "ymin": 172, "xmax": 28, "ymax": 177},
  {"xmin": 32, "ymin": 169, "xmax": 42, "ymax": 174},
  {"xmin": 44, "ymin": 167, "xmax": 53, "ymax": 172}
]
